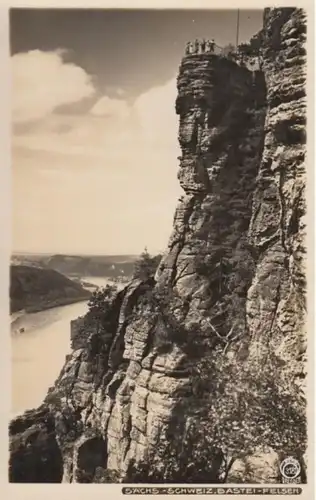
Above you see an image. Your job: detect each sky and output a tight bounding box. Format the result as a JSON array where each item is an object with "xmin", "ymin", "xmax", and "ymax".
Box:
[{"xmin": 11, "ymin": 8, "xmax": 263, "ymax": 256}]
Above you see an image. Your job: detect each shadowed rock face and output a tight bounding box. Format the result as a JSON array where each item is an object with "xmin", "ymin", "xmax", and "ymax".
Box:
[
  {"xmin": 247, "ymin": 7, "xmax": 306, "ymax": 372},
  {"xmin": 9, "ymin": 407, "xmax": 63, "ymax": 482},
  {"xmin": 9, "ymin": 8, "xmax": 306, "ymax": 484}
]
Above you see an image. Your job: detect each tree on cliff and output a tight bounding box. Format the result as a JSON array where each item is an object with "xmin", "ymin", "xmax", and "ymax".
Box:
[
  {"xmin": 85, "ymin": 284, "xmax": 118, "ymax": 332},
  {"xmin": 191, "ymin": 348, "xmax": 307, "ymax": 482},
  {"xmin": 237, "ymin": 34, "xmax": 263, "ymax": 69},
  {"xmin": 132, "ymin": 247, "xmax": 162, "ymax": 281},
  {"xmin": 124, "ymin": 416, "xmax": 224, "ymax": 483},
  {"xmin": 222, "ymin": 43, "xmax": 236, "ymax": 60}
]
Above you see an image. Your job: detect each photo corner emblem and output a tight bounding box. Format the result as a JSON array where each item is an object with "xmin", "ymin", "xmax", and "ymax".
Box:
[{"xmin": 279, "ymin": 457, "xmax": 301, "ymax": 483}]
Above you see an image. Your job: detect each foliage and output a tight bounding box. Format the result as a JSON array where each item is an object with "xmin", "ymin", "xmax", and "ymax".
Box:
[
  {"xmin": 237, "ymin": 35, "xmax": 263, "ymax": 69},
  {"xmin": 120, "ymin": 343, "xmax": 306, "ymax": 484},
  {"xmin": 221, "ymin": 35, "xmax": 263, "ymax": 70},
  {"xmin": 221, "ymin": 43, "xmax": 236, "ymax": 59},
  {"xmin": 84, "ymin": 284, "xmax": 118, "ymax": 332},
  {"xmin": 191, "ymin": 348, "xmax": 307, "ymax": 479},
  {"xmin": 133, "ymin": 248, "xmax": 162, "ymax": 281},
  {"xmin": 194, "ymin": 231, "xmax": 255, "ymax": 341},
  {"xmin": 130, "ymin": 284, "xmax": 200, "ymax": 355},
  {"xmin": 93, "ymin": 466, "xmax": 121, "ymax": 483},
  {"xmin": 124, "ymin": 423, "xmax": 224, "ymax": 483}
]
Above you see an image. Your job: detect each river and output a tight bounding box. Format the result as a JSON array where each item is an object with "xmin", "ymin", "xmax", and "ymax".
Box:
[{"xmin": 11, "ymin": 276, "xmax": 122, "ymax": 417}]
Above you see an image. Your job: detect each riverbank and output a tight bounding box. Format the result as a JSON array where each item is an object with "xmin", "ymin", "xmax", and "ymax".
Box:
[
  {"xmin": 10, "ymin": 276, "xmax": 124, "ymax": 414},
  {"xmin": 10, "ymin": 264, "xmax": 91, "ymax": 315},
  {"xmin": 12, "ymin": 295, "xmax": 90, "ymax": 316},
  {"xmin": 11, "ymin": 300, "xmax": 89, "ymax": 414}
]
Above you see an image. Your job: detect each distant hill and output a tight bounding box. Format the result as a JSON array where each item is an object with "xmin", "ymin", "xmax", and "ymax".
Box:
[
  {"xmin": 10, "ymin": 265, "xmax": 91, "ymax": 314},
  {"xmin": 11, "ymin": 253, "xmax": 138, "ymax": 279}
]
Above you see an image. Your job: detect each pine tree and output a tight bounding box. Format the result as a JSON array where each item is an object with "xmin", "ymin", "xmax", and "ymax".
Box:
[{"xmin": 133, "ymin": 247, "xmax": 161, "ymax": 281}]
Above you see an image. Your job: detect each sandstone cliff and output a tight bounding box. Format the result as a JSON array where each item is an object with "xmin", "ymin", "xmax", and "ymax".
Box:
[{"xmin": 9, "ymin": 8, "xmax": 307, "ymax": 484}]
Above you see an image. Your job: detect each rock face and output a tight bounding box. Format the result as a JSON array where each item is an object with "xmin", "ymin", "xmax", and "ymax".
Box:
[
  {"xmin": 9, "ymin": 8, "xmax": 307, "ymax": 484},
  {"xmin": 9, "ymin": 407, "xmax": 63, "ymax": 482},
  {"xmin": 246, "ymin": 7, "xmax": 307, "ymax": 377}
]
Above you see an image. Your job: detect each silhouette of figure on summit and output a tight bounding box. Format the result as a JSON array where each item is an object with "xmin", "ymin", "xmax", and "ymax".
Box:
[{"xmin": 185, "ymin": 38, "xmax": 217, "ymax": 56}]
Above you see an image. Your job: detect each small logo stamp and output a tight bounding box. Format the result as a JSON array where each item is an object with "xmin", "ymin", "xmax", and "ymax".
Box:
[{"xmin": 280, "ymin": 457, "xmax": 301, "ymax": 483}]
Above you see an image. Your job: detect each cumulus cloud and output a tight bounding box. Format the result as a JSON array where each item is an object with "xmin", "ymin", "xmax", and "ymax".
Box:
[
  {"xmin": 91, "ymin": 96, "xmax": 130, "ymax": 120},
  {"xmin": 12, "ymin": 49, "xmax": 95, "ymax": 123},
  {"xmin": 133, "ymin": 78, "xmax": 178, "ymax": 147},
  {"xmin": 13, "ymin": 76, "xmax": 179, "ymax": 161},
  {"xmin": 12, "ymin": 54, "xmax": 182, "ymax": 254}
]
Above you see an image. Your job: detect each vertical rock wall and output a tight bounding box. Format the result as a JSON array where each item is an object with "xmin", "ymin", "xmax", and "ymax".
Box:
[
  {"xmin": 247, "ymin": 7, "xmax": 306, "ymax": 384},
  {"xmin": 101, "ymin": 50, "xmax": 267, "ymax": 478}
]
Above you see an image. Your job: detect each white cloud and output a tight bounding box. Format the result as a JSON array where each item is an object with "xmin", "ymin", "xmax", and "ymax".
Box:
[
  {"xmin": 133, "ymin": 79, "xmax": 178, "ymax": 147},
  {"xmin": 12, "ymin": 54, "xmax": 182, "ymax": 254},
  {"xmin": 13, "ymin": 76, "xmax": 179, "ymax": 161},
  {"xmin": 91, "ymin": 95, "xmax": 130, "ymax": 120},
  {"xmin": 12, "ymin": 49, "xmax": 95, "ymax": 123}
]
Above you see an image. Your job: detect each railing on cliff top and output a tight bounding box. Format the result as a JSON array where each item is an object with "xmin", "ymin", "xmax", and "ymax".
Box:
[{"xmin": 184, "ymin": 38, "xmax": 261, "ymax": 72}]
